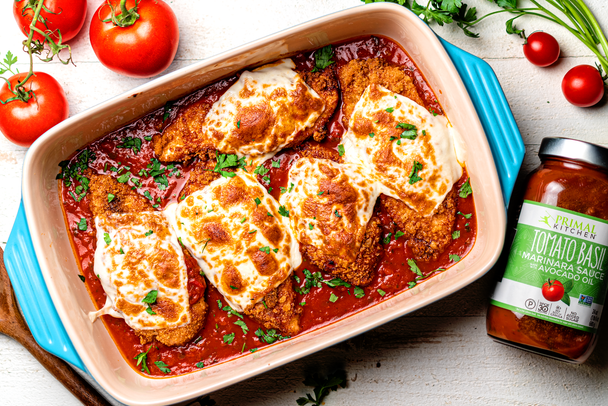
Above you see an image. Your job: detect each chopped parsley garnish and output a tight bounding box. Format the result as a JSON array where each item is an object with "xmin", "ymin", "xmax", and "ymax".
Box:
[
  {"xmin": 422, "ymin": 130, "xmax": 427, "ymax": 136},
  {"xmin": 144, "ymin": 135, "xmax": 152, "ymax": 141},
  {"xmin": 377, "ymin": 289, "xmax": 386, "ymax": 296},
  {"xmin": 103, "ymin": 232, "xmax": 111, "ymax": 245},
  {"xmin": 250, "ymin": 348, "xmax": 258, "ymax": 353},
  {"xmin": 107, "ymin": 193, "xmax": 115, "ymax": 203},
  {"xmin": 223, "ymin": 333, "xmax": 236, "ymax": 344},
  {"xmin": 329, "ymin": 293, "xmax": 338, "ymax": 303},
  {"xmin": 334, "ymin": 210, "xmax": 342, "ymax": 218},
  {"xmin": 77, "ymin": 218, "xmax": 87, "ymax": 231},
  {"xmin": 309, "ymin": 223, "xmax": 314, "ymax": 230},
  {"xmin": 457, "ymin": 211, "xmax": 472, "ymax": 219},
  {"xmin": 294, "ymin": 269, "xmax": 324, "ymax": 295},
  {"xmin": 267, "ymin": 211, "xmax": 274, "ymax": 217},
  {"xmin": 240, "ymin": 216, "xmax": 247, "ymax": 223},
  {"xmin": 155, "ymin": 174, "xmax": 169, "ymax": 190},
  {"xmin": 253, "ymin": 165, "xmax": 269, "ymax": 176},
  {"xmin": 452, "ymin": 230, "xmax": 461, "ymax": 239},
  {"xmin": 429, "ymin": 107, "xmax": 438, "ymax": 116},
  {"xmin": 288, "ymin": 182, "xmax": 295, "ymax": 193},
  {"xmin": 254, "ymin": 197, "xmax": 261, "ymax": 206},
  {"xmin": 354, "ymin": 286, "xmax": 365, "ymax": 298},
  {"xmin": 214, "ymin": 153, "xmax": 246, "ymax": 178},
  {"xmin": 408, "ymin": 259, "xmax": 423, "ymax": 277},
  {"xmin": 385, "ymin": 107, "xmax": 394, "ymax": 113},
  {"xmin": 255, "ymin": 328, "xmax": 287, "ymax": 344},
  {"xmin": 142, "ymin": 289, "xmax": 158, "ymax": 315},
  {"xmin": 237, "ymin": 120, "xmax": 241, "ymax": 129},
  {"xmin": 369, "ymin": 132, "xmax": 375, "ymax": 138},
  {"xmin": 162, "ymin": 101, "xmax": 175, "ymax": 122},
  {"xmin": 394, "ymin": 230, "xmax": 405, "ymax": 240},
  {"xmin": 117, "ymin": 171, "xmax": 131, "ymax": 183},
  {"xmin": 280, "ymin": 186, "xmax": 288, "ymax": 194},
  {"xmin": 323, "ymin": 278, "xmax": 351, "ymax": 288},
  {"xmin": 300, "ymin": 302, "xmax": 306, "ymax": 306},
  {"xmin": 144, "ymin": 230, "xmax": 153, "ymax": 236},
  {"xmin": 193, "ymin": 336, "xmax": 202, "ymax": 344},
  {"xmin": 262, "ymin": 175, "xmax": 271, "ymax": 184},
  {"xmin": 271, "ymin": 160, "xmax": 281, "ymax": 168},
  {"xmin": 459, "ymin": 178, "xmax": 473, "ymax": 198},
  {"xmin": 272, "ymin": 248, "xmax": 279, "ymax": 253},
  {"xmin": 78, "ymin": 275, "xmax": 85, "ymax": 282},
  {"xmin": 312, "ymin": 45, "xmax": 335, "ymax": 72},
  {"xmin": 117, "ymin": 137, "xmax": 142, "ymax": 155},
  {"xmin": 259, "ymin": 246, "xmax": 271, "ymax": 254},
  {"xmin": 337, "ymin": 144, "xmax": 345, "ymax": 156},
  {"xmin": 230, "ymin": 285, "xmax": 237, "ymax": 290},
  {"xmin": 317, "ymin": 191, "xmax": 324, "ymax": 196},
  {"xmin": 383, "ymin": 233, "xmax": 392, "ymax": 245},
  {"xmin": 234, "ymin": 320, "xmax": 249, "ymax": 334},
  {"xmin": 396, "ymin": 123, "xmax": 417, "ymax": 140},
  {"xmin": 154, "ymin": 361, "xmax": 171, "ymax": 374},
  {"xmin": 450, "ymin": 254, "xmax": 462, "ymax": 262},
  {"xmin": 278, "ymin": 206, "xmax": 289, "ymax": 217},
  {"xmin": 57, "ymin": 149, "xmax": 96, "ymax": 202},
  {"xmin": 144, "ymin": 190, "xmax": 153, "ymax": 201},
  {"xmin": 134, "ymin": 345, "xmax": 153, "ymax": 374},
  {"xmin": 408, "ymin": 281, "xmax": 417, "ymax": 289},
  {"xmin": 196, "ymin": 361, "xmax": 204, "ymax": 368},
  {"xmin": 408, "ymin": 161, "xmax": 423, "ymax": 184},
  {"xmin": 249, "ymin": 229, "xmax": 257, "ymax": 234}
]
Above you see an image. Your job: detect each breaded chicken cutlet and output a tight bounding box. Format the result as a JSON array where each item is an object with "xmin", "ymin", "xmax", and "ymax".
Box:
[
  {"xmin": 153, "ymin": 65, "xmax": 340, "ymax": 164},
  {"xmin": 86, "ymin": 170, "xmax": 209, "ymax": 346},
  {"xmin": 338, "ymin": 57, "xmax": 425, "ymax": 128},
  {"xmin": 380, "ymin": 188, "xmax": 458, "ymax": 262},
  {"xmin": 179, "ymin": 158, "xmax": 303, "ymax": 336}
]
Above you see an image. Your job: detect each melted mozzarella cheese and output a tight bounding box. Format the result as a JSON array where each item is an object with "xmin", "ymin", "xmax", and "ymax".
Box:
[
  {"xmin": 172, "ymin": 170, "xmax": 301, "ymax": 312},
  {"xmin": 89, "ymin": 212, "xmax": 191, "ymax": 331},
  {"xmin": 342, "ymin": 84, "xmax": 463, "ymax": 216},
  {"xmin": 201, "ymin": 58, "xmax": 324, "ymax": 159},
  {"xmin": 279, "ymin": 157, "xmax": 382, "ymax": 263}
]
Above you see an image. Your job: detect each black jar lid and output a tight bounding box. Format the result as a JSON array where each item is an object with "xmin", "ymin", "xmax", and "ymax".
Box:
[{"xmin": 539, "ymin": 137, "xmax": 608, "ymax": 170}]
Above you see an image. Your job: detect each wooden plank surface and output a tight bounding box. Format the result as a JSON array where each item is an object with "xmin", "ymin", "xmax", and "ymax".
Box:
[{"xmin": 1, "ymin": 1, "xmax": 608, "ymax": 405}]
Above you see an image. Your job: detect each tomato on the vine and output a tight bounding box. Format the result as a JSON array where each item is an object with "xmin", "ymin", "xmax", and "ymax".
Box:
[
  {"xmin": 541, "ymin": 279, "xmax": 564, "ymax": 302},
  {"xmin": 0, "ymin": 72, "xmax": 69, "ymax": 147},
  {"xmin": 90, "ymin": 0, "xmax": 179, "ymax": 78},
  {"xmin": 13, "ymin": 0, "xmax": 87, "ymax": 43},
  {"xmin": 523, "ymin": 32, "xmax": 560, "ymax": 67},
  {"xmin": 562, "ymin": 65, "xmax": 605, "ymax": 107}
]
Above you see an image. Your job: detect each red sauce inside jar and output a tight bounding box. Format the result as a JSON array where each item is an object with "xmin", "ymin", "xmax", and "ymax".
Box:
[
  {"xmin": 487, "ymin": 141, "xmax": 608, "ymax": 363},
  {"xmin": 59, "ymin": 36, "xmax": 476, "ymax": 377}
]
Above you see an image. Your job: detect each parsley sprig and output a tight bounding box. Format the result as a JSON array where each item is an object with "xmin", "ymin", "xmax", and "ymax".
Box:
[
  {"xmin": 214, "ymin": 153, "xmax": 246, "ymax": 178},
  {"xmin": 57, "ymin": 149, "xmax": 96, "ymax": 202},
  {"xmin": 297, "ymin": 370, "xmax": 347, "ymax": 406},
  {"xmin": 312, "ymin": 45, "xmax": 335, "ymax": 72}
]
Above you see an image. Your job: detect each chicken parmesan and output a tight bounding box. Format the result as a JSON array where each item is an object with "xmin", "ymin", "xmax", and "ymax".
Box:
[{"xmin": 58, "ymin": 36, "xmax": 477, "ymax": 378}]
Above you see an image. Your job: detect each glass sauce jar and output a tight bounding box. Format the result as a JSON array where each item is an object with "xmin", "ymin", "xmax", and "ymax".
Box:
[{"xmin": 487, "ymin": 137, "xmax": 608, "ymax": 363}]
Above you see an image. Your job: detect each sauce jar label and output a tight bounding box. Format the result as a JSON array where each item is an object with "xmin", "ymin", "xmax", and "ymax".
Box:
[{"xmin": 491, "ymin": 200, "xmax": 608, "ymax": 333}]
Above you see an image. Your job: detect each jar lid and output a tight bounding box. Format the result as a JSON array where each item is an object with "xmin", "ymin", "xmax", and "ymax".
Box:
[{"xmin": 539, "ymin": 137, "xmax": 608, "ymax": 170}]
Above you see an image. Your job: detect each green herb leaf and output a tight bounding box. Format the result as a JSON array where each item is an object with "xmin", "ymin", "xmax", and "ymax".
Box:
[
  {"xmin": 562, "ymin": 279, "xmax": 574, "ymax": 293},
  {"xmin": 117, "ymin": 137, "xmax": 142, "ymax": 155},
  {"xmin": 369, "ymin": 132, "xmax": 375, "ymax": 138},
  {"xmin": 298, "ymin": 370, "xmax": 347, "ymax": 406},
  {"xmin": 459, "ymin": 178, "xmax": 472, "ymax": 198},
  {"xmin": 289, "ymin": 182, "xmax": 295, "ymax": 193},
  {"xmin": 278, "ymin": 205, "xmax": 290, "ymax": 217},
  {"xmin": 254, "ymin": 197, "xmax": 261, "ymax": 206},
  {"xmin": 377, "ymin": 289, "xmax": 386, "ymax": 296},
  {"xmin": 561, "ymin": 294, "xmax": 571, "ymax": 306},
  {"xmin": 329, "ymin": 293, "xmax": 338, "ymax": 303},
  {"xmin": 452, "ymin": 230, "xmax": 460, "ymax": 239},
  {"xmin": 408, "ymin": 161, "xmax": 423, "ymax": 184},
  {"xmin": 457, "ymin": 211, "xmax": 472, "ymax": 219},
  {"xmin": 214, "ymin": 153, "xmax": 246, "ymax": 178},
  {"xmin": 223, "ymin": 333, "xmax": 235, "ymax": 344},
  {"xmin": 334, "ymin": 209, "xmax": 342, "ymax": 218},
  {"xmin": 309, "ymin": 223, "xmax": 314, "ymax": 230},
  {"xmin": 354, "ymin": 286, "xmax": 365, "ymax": 298},
  {"xmin": 196, "ymin": 361, "xmax": 204, "ymax": 368},
  {"xmin": 254, "ymin": 328, "xmax": 287, "ymax": 344},
  {"xmin": 280, "ymin": 186, "xmax": 288, "ymax": 194},
  {"xmin": 271, "ymin": 160, "xmax": 281, "ymax": 168},
  {"xmin": 449, "ymin": 254, "xmax": 461, "ymax": 262},
  {"xmin": 154, "ymin": 361, "xmax": 171, "ymax": 374},
  {"xmin": 103, "ymin": 232, "xmax": 111, "ymax": 245},
  {"xmin": 385, "ymin": 107, "xmax": 394, "ymax": 113},
  {"xmin": 133, "ymin": 345, "xmax": 153, "ymax": 374},
  {"xmin": 234, "ymin": 319, "xmax": 249, "ymax": 334},
  {"xmin": 259, "ymin": 246, "xmax": 271, "ymax": 255},
  {"xmin": 323, "ymin": 278, "xmax": 351, "ymax": 288},
  {"xmin": 107, "ymin": 193, "xmax": 115, "ymax": 203},
  {"xmin": 78, "ymin": 275, "xmax": 85, "ymax": 282},
  {"xmin": 144, "ymin": 230, "xmax": 153, "ymax": 236},
  {"xmin": 77, "ymin": 218, "xmax": 87, "ymax": 231},
  {"xmin": 408, "ymin": 259, "xmax": 423, "ymax": 277},
  {"xmin": 337, "ymin": 144, "xmax": 345, "ymax": 156},
  {"xmin": 312, "ymin": 45, "xmax": 335, "ymax": 72},
  {"xmin": 142, "ymin": 290, "xmax": 158, "ymax": 304}
]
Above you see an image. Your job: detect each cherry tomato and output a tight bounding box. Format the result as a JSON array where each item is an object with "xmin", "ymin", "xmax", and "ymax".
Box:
[
  {"xmin": 13, "ymin": 0, "xmax": 87, "ymax": 43},
  {"xmin": 90, "ymin": 0, "xmax": 179, "ymax": 78},
  {"xmin": 0, "ymin": 72, "xmax": 69, "ymax": 147},
  {"xmin": 541, "ymin": 279, "xmax": 564, "ymax": 302},
  {"xmin": 562, "ymin": 65, "xmax": 605, "ymax": 107},
  {"xmin": 523, "ymin": 32, "xmax": 560, "ymax": 67}
]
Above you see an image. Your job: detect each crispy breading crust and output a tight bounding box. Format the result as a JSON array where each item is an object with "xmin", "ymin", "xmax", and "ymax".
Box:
[
  {"xmin": 300, "ymin": 65, "xmax": 340, "ymax": 142},
  {"xmin": 301, "ymin": 214, "xmax": 383, "ymax": 287},
  {"xmin": 244, "ymin": 278, "xmax": 302, "ymax": 336},
  {"xmin": 294, "ymin": 141, "xmax": 343, "ymax": 163},
  {"xmin": 178, "ymin": 156, "xmax": 222, "ymax": 200},
  {"xmin": 337, "ymin": 58, "xmax": 425, "ymax": 128},
  {"xmin": 87, "ymin": 171, "xmax": 208, "ymax": 346},
  {"xmin": 152, "ymin": 98, "xmax": 213, "ymax": 163},
  {"xmin": 380, "ymin": 188, "xmax": 458, "ymax": 261}
]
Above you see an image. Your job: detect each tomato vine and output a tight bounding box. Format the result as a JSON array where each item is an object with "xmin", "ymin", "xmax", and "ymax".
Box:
[{"xmin": 1, "ymin": 0, "xmax": 73, "ymax": 104}]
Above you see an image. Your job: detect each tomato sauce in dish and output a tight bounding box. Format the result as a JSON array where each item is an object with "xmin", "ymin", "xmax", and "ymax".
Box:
[{"xmin": 59, "ymin": 36, "xmax": 476, "ymax": 377}]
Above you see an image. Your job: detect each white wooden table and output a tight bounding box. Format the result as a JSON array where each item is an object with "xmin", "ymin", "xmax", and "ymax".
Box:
[{"xmin": 2, "ymin": 1, "xmax": 607, "ymax": 405}]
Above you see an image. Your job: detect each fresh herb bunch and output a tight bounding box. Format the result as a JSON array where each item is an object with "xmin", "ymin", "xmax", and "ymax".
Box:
[
  {"xmin": 1, "ymin": 0, "xmax": 72, "ymax": 104},
  {"xmin": 296, "ymin": 370, "xmax": 347, "ymax": 406},
  {"xmin": 363, "ymin": 0, "xmax": 608, "ymax": 80}
]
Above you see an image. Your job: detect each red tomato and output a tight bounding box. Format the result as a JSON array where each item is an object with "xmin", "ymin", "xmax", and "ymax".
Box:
[
  {"xmin": 541, "ymin": 279, "xmax": 564, "ymax": 302},
  {"xmin": 13, "ymin": 0, "xmax": 87, "ymax": 43},
  {"xmin": 562, "ymin": 65, "xmax": 605, "ymax": 107},
  {"xmin": 90, "ymin": 0, "xmax": 179, "ymax": 78},
  {"xmin": 523, "ymin": 32, "xmax": 560, "ymax": 67},
  {"xmin": 0, "ymin": 72, "xmax": 69, "ymax": 147}
]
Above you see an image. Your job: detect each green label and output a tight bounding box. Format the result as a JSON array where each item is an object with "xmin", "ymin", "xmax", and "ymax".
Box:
[{"xmin": 491, "ymin": 201, "xmax": 608, "ymax": 332}]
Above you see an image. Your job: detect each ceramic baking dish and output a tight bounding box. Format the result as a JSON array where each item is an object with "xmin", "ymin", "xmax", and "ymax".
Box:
[{"xmin": 5, "ymin": 3, "xmax": 524, "ymax": 405}]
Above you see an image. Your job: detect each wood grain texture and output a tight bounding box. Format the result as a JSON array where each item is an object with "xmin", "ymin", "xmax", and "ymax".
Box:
[{"xmin": 1, "ymin": 1, "xmax": 607, "ymax": 405}]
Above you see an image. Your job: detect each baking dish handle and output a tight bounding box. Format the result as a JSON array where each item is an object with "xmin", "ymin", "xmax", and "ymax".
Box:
[
  {"xmin": 4, "ymin": 200, "xmax": 86, "ymax": 371},
  {"xmin": 440, "ymin": 38, "xmax": 525, "ymax": 208}
]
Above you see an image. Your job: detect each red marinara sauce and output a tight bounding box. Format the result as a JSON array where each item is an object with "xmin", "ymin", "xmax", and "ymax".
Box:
[
  {"xmin": 487, "ymin": 138, "xmax": 608, "ymax": 363},
  {"xmin": 58, "ymin": 36, "xmax": 477, "ymax": 377}
]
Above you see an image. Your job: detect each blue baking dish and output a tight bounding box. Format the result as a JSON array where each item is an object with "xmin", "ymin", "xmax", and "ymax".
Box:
[{"xmin": 4, "ymin": 4, "xmax": 525, "ymax": 403}]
